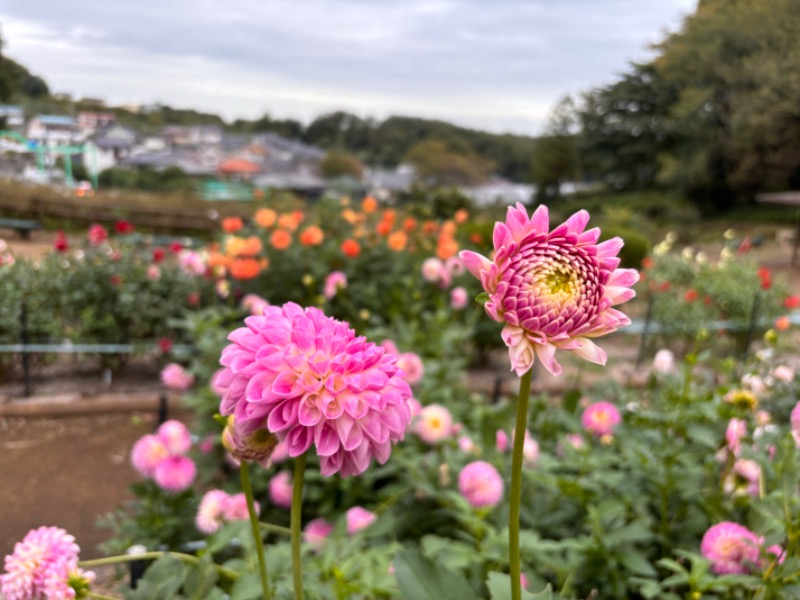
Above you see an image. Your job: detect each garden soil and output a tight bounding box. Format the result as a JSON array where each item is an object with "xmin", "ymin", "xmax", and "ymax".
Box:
[{"xmin": 3, "ymin": 226, "xmax": 800, "ymax": 586}]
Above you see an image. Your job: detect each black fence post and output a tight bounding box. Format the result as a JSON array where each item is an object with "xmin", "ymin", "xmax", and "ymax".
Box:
[
  {"xmin": 20, "ymin": 301, "xmax": 31, "ymax": 397},
  {"xmin": 127, "ymin": 545, "xmax": 148, "ymax": 589},
  {"xmin": 492, "ymin": 374, "xmax": 502, "ymax": 403},
  {"xmin": 158, "ymin": 393, "xmax": 169, "ymax": 425}
]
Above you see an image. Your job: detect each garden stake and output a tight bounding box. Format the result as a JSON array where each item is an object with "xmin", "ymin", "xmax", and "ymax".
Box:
[
  {"xmin": 509, "ymin": 368, "xmax": 533, "ymax": 600},
  {"xmin": 240, "ymin": 461, "xmax": 272, "ymax": 599},
  {"xmin": 291, "ymin": 452, "xmax": 307, "ymax": 600}
]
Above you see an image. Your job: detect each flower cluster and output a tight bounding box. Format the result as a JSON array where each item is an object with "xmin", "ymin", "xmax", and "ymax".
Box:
[
  {"xmin": 1, "ymin": 527, "xmax": 94, "ymax": 600},
  {"xmin": 196, "ymin": 490, "xmax": 256, "ymax": 534},
  {"xmin": 460, "ymin": 204, "xmax": 637, "ymax": 376},
  {"xmin": 216, "ymin": 302, "xmax": 413, "ymax": 477},
  {"xmin": 130, "ymin": 420, "xmax": 196, "ymax": 492}
]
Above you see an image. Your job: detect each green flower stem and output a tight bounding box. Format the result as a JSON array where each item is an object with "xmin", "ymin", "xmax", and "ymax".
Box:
[
  {"xmin": 86, "ymin": 592, "xmax": 120, "ymax": 600},
  {"xmin": 291, "ymin": 452, "xmax": 308, "ymax": 600},
  {"xmin": 259, "ymin": 522, "xmax": 293, "ymax": 536},
  {"xmin": 78, "ymin": 552, "xmax": 238, "ymax": 580},
  {"xmin": 509, "ymin": 368, "xmax": 533, "ymax": 600},
  {"xmin": 241, "ymin": 460, "xmax": 272, "ymax": 599}
]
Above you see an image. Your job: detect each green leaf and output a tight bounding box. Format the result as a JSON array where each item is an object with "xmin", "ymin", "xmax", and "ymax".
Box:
[
  {"xmin": 229, "ymin": 573, "xmax": 264, "ymax": 600},
  {"xmin": 127, "ymin": 554, "xmax": 186, "ymax": 600},
  {"xmin": 617, "ymin": 549, "xmax": 658, "ymax": 577},
  {"xmin": 605, "ymin": 521, "xmax": 652, "ymax": 547},
  {"xmin": 486, "ymin": 572, "xmax": 553, "ymax": 600},
  {"xmin": 182, "ymin": 554, "xmax": 219, "ymax": 600},
  {"xmin": 475, "ymin": 292, "xmax": 490, "ymax": 304},
  {"xmin": 394, "ymin": 548, "xmax": 479, "ymax": 600}
]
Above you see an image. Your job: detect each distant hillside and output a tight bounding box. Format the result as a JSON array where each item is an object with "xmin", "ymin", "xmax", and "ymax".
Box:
[{"xmin": 0, "ymin": 48, "xmax": 537, "ymax": 181}]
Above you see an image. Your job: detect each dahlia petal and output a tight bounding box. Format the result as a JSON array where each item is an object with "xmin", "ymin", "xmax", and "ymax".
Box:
[
  {"xmin": 285, "ymin": 424, "xmax": 314, "ymax": 455},
  {"xmin": 272, "ymin": 371, "xmax": 300, "ymax": 396},
  {"xmin": 606, "ymin": 286, "xmax": 637, "ymax": 305},
  {"xmin": 534, "ymin": 342, "xmax": 562, "ymax": 376},
  {"xmin": 315, "ymin": 423, "xmax": 341, "ymax": 456},
  {"xmin": 298, "ymin": 394, "xmax": 322, "ymax": 426},
  {"xmin": 371, "ymin": 439, "xmax": 393, "ymax": 464},
  {"xmin": 569, "ymin": 337, "xmax": 607, "ymax": 365},
  {"xmin": 565, "ymin": 210, "xmax": 590, "ymax": 235},
  {"xmin": 578, "ymin": 227, "xmax": 601, "ymax": 245},
  {"xmin": 320, "ymin": 450, "xmax": 344, "ymax": 476},
  {"xmin": 458, "ymin": 250, "xmax": 493, "ymax": 280},
  {"xmin": 508, "ymin": 340, "xmax": 535, "ymax": 376},
  {"xmin": 530, "ymin": 204, "xmax": 549, "ymax": 234},
  {"xmin": 493, "ymin": 222, "xmax": 513, "ymax": 250},
  {"xmin": 597, "ymin": 236, "xmax": 623, "ymax": 258},
  {"xmin": 506, "ymin": 203, "xmax": 532, "ymax": 241},
  {"xmin": 267, "ymin": 400, "xmax": 299, "ymax": 432}
]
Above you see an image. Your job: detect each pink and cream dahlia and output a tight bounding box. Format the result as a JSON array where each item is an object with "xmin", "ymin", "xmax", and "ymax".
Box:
[
  {"xmin": 345, "ymin": 506, "xmax": 378, "ymax": 535},
  {"xmin": 268, "ymin": 471, "xmax": 293, "ymax": 508},
  {"xmin": 196, "ymin": 490, "xmax": 230, "ymax": 534},
  {"xmin": 217, "ymin": 302, "xmax": 413, "ymax": 477},
  {"xmin": 157, "ymin": 420, "xmax": 192, "ymax": 455},
  {"xmin": 414, "ymin": 404, "xmax": 453, "ymax": 444},
  {"xmin": 303, "ymin": 518, "xmax": 334, "ymax": 551},
  {"xmin": 1, "ymin": 527, "xmax": 94, "ymax": 600},
  {"xmin": 130, "ymin": 434, "xmax": 169, "ymax": 477},
  {"xmin": 160, "ymin": 363, "xmax": 194, "ymax": 391},
  {"xmin": 581, "ymin": 401, "xmax": 621, "ymax": 437},
  {"xmin": 701, "ymin": 522, "xmax": 762, "ymax": 574},
  {"xmin": 460, "ymin": 204, "xmax": 637, "ymax": 376}
]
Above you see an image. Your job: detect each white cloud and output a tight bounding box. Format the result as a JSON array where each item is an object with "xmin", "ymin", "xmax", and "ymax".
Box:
[{"xmin": 1, "ymin": 0, "xmax": 696, "ymax": 134}]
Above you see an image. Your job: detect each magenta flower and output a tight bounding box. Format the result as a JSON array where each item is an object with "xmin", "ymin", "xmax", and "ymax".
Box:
[
  {"xmin": 345, "ymin": 506, "xmax": 378, "ymax": 535},
  {"xmin": 217, "ymin": 302, "xmax": 412, "ymax": 477},
  {"xmin": 268, "ymin": 471, "xmax": 293, "ymax": 508},
  {"xmin": 458, "ymin": 461, "xmax": 504, "ymax": 509},
  {"xmin": 460, "ymin": 204, "xmax": 638, "ymax": 376},
  {"xmin": 1, "ymin": 527, "xmax": 94, "ymax": 600},
  {"xmin": 496, "ymin": 430, "xmax": 509, "ymax": 453},
  {"xmin": 153, "ymin": 455, "xmax": 196, "ymax": 492},
  {"xmin": 303, "ymin": 518, "xmax": 334, "ymax": 551},
  {"xmin": 157, "ymin": 420, "xmax": 192, "ymax": 455},
  {"xmin": 87, "ymin": 223, "xmax": 108, "ymax": 246},
  {"xmin": 323, "ymin": 271, "xmax": 348, "ymax": 300},
  {"xmin": 130, "ymin": 434, "xmax": 169, "ymax": 477},
  {"xmin": 791, "ymin": 402, "xmax": 800, "ymax": 447},
  {"xmin": 160, "ymin": 363, "xmax": 194, "ymax": 391},
  {"xmin": 581, "ymin": 401, "xmax": 621, "ymax": 437},
  {"xmin": 701, "ymin": 522, "xmax": 762, "ymax": 574},
  {"xmin": 414, "ymin": 404, "xmax": 453, "ymax": 444}
]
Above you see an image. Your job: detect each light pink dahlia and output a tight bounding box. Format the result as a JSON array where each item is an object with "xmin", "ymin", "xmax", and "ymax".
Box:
[
  {"xmin": 414, "ymin": 404, "xmax": 453, "ymax": 444},
  {"xmin": 241, "ymin": 294, "xmax": 270, "ymax": 316},
  {"xmin": 450, "ymin": 286, "xmax": 469, "ymax": 310},
  {"xmin": 130, "ymin": 434, "xmax": 169, "ymax": 477},
  {"xmin": 701, "ymin": 522, "xmax": 762, "ymax": 574},
  {"xmin": 581, "ymin": 401, "xmax": 621, "ymax": 437},
  {"xmin": 460, "ymin": 204, "xmax": 638, "ymax": 376},
  {"xmin": 346, "ymin": 506, "xmax": 378, "ymax": 535},
  {"xmin": 223, "ymin": 492, "xmax": 254, "ymax": 521},
  {"xmin": 726, "ymin": 418, "xmax": 747, "ymax": 456},
  {"xmin": 458, "ymin": 461, "xmax": 504, "ymax": 509},
  {"xmin": 0, "ymin": 526, "xmax": 94, "ymax": 600},
  {"xmin": 791, "ymin": 402, "xmax": 800, "ymax": 447},
  {"xmin": 196, "ymin": 490, "xmax": 230, "ymax": 534},
  {"xmin": 157, "ymin": 420, "xmax": 192, "ymax": 455},
  {"xmin": 268, "ymin": 471, "xmax": 293, "ymax": 508},
  {"xmin": 217, "ymin": 302, "xmax": 413, "ymax": 477},
  {"xmin": 323, "ymin": 271, "xmax": 348, "ymax": 300}
]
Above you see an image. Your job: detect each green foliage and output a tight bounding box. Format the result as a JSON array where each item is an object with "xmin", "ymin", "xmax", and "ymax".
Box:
[
  {"xmin": 99, "ymin": 166, "xmax": 195, "ymax": 192},
  {"xmin": 404, "ymin": 139, "xmax": 492, "ymax": 187},
  {"xmin": 320, "ymin": 151, "xmax": 365, "ymax": 180},
  {"xmin": 598, "ymin": 226, "xmax": 650, "ymax": 269}
]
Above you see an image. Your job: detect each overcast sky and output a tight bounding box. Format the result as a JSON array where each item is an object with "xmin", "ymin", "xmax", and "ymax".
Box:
[{"xmin": 2, "ymin": 1, "xmax": 696, "ymax": 135}]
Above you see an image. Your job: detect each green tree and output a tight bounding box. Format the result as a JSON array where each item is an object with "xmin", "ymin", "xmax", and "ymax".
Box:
[
  {"xmin": 404, "ymin": 139, "xmax": 491, "ymax": 187},
  {"xmin": 320, "ymin": 150, "xmax": 364, "ymax": 180},
  {"xmin": 530, "ymin": 96, "xmax": 578, "ymax": 201}
]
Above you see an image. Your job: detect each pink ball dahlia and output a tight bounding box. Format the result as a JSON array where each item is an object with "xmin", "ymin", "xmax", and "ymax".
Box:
[
  {"xmin": 130, "ymin": 434, "xmax": 169, "ymax": 477},
  {"xmin": 581, "ymin": 401, "xmax": 621, "ymax": 437},
  {"xmin": 726, "ymin": 418, "xmax": 747, "ymax": 456},
  {"xmin": 153, "ymin": 455, "xmax": 196, "ymax": 492},
  {"xmin": 791, "ymin": 401, "xmax": 800, "ymax": 447},
  {"xmin": 701, "ymin": 522, "xmax": 762, "ymax": 574},
  {"xmin": 268, "ymin": 471, "xmax": 293, "ymax": 508},
  {"xmin": 157, "ymin": 420, "xmax": 192, "ymax": 455},
  {"xmin": 346, "ymin": 506, "xmax": 378, "ymax": 535},
  {"xmin": 217, "ymin": 302, "xmax": 413, "ymax": 477},
  {"xmin": 459, "ymin": 204, "xmax": 638, "ymax": 376},
  {"xmin": 1, "ymin": 527, "xmax": 94, "ymax": 600},
  {"xmin": 160, "ymin": 363, "xmax": 194, "ymax": 391},
  {"xmin": 450, "ymin": 286, "xmax": 469, "ymax": 310},
  {"xmin": 323, "ymin": 271, "xmax": 348, "ymax": 300},
  {"xmin": 459, "ymin": 461, "xmax": 504, "ymax": 509},
  {"xmin": 303, "ymin": 518, "xmax": 334, "ymax": 551},
  {"xmin": 223, "ymin": 492, "xmax": 254, "ymax": 521}
]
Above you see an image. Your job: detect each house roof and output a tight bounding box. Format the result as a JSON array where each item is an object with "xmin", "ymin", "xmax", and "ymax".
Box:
[
  {"xmin": 91, "ymin": 125, "xmax": 138, "ymax": 149},
  {"xmin": 35, "ymin": 115, "xmax": 77, "ymax": 127},
  {"xmin": 218, "ymin": 157, "xmax": 261, "ymax": 174}
]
